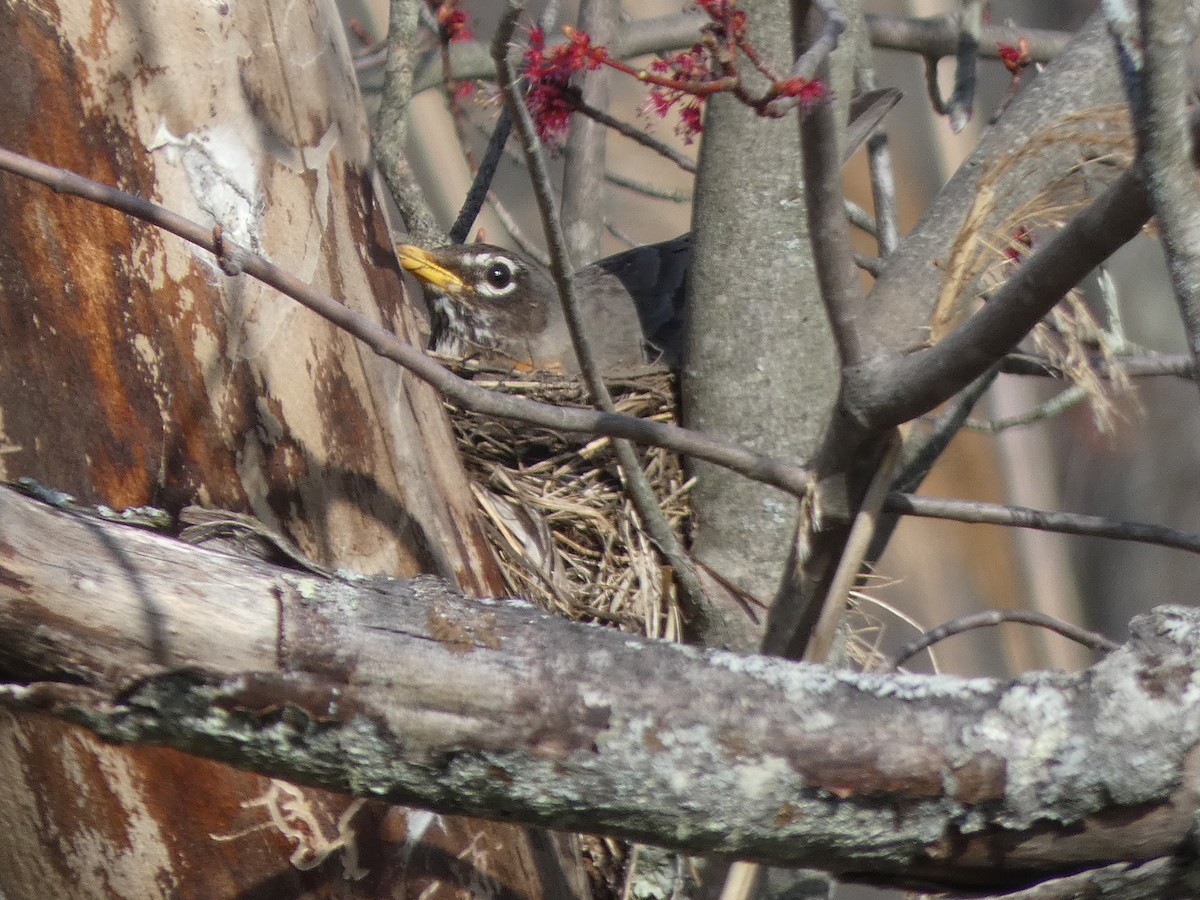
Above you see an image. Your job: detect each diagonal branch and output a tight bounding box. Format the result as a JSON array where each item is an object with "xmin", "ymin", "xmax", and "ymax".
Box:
[
  {"xmin": 491, "ymin": 3, "xmax": 712, "ymax": 628},
  {"xmin": 375, "ymin": 0, "xmax": 441, "ymax": 244},
  {"xmin": 0, "ymin": 146, "xmax": 813, "ymax": 498},
  {"xmin": 801, "ymin": 67, "xmax": 870, "ymax": 366},
  {"xmin": 846, "ymin": 164, "xmax": 1152, "ymax": 432}
]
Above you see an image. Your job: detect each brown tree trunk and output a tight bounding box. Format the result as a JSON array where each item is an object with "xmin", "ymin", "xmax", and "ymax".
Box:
[{"xmin": 0, "ymin": 1, "xmax": 586, "ymax": 896}]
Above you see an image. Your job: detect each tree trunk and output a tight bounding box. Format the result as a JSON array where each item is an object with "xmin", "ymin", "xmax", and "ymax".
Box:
[{"xmin": 0, "ymin": 1, "xmax": 586, "ymax": 896}]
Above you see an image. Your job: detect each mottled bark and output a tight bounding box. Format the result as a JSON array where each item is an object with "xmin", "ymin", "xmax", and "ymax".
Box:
[{"xmin": 3, "ymin": 485, "xmax": 1200, "ymax": 895}]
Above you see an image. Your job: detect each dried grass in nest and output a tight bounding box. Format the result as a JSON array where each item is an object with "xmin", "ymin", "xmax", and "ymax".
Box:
[
  {"xmin": 444, "ymin": 361, "xmax": 691, "ymax": 641},
  {"xmin": 444, "ymin": 362, "xmax": 911, "ymax": 669}
]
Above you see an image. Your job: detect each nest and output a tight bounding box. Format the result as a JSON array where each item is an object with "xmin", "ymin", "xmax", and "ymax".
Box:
[
  {"xmin": 446, "ymin": 361, "xmax": 901, "ymax": 665},
  {"xmin": 445, "ymin": 361, "xmax": 691, "ymax": 641}
]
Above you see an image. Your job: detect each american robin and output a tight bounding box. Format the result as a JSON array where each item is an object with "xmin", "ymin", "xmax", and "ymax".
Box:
[
  {"xmin": 397, "ymin": 236, "xmax": 689, "ymax": 373},
  {"xmin": 398, "ymin": 88, "xmax": 901, "ymax": 373}
]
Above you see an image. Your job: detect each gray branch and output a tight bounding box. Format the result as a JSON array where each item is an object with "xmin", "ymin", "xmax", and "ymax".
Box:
[{"xmin": 4, "ymin": 484, "xmax": 1200, "ymax": 895}]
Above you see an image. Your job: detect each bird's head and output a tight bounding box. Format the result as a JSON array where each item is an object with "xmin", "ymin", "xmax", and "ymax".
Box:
[{"xmin": 397, "ymin": 243, "xmax": 563, "ymax": 369}]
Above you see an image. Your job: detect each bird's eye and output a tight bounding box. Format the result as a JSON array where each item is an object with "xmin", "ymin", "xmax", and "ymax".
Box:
[{"xmin": 484, "ymin": 260, "xmax": 514, "ymax": 290}]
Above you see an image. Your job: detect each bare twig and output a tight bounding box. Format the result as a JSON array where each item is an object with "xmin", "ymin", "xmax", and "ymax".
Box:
[
  {"xmin": 1001, "ymin": 352, "xmax": 1193, "ymax": 379},
  {"xmin": 570, "ymin": 96, "xmax": 698, "ymax": 173},
  {"xmin": 946, "ymin": 0, "xmax": 983, "ymax": 132},
  {"xmin": 561, "ymin": 0, "xmax": 619, "ymax": 263},
  {"xmin": 605, "ymin": 171, "xmax": 692, "ymax": 202},
  {"xmin": 884, "ymin": 491, "xmax": 1200, "ymax": 556},
  {"xmin": 865, "ymin": 364, "xmax": 1001, "ymax": 564},
  {"xmin": 449, "ymin": 110, "xmax": 513, "ymax": 244},
  {"xmin": 410, "ymin": 13, "xmax": 1068, "ymax": 97},
  {"xmin": 803, "ymin": 434, "xmax": 903, "ymax": 664},
  {"xmin": 376, "ymin": 0, "xmax": 441, "ymax": 244},
  {"xmin": 0, "ymin": 146, "xmax": 814, "ymax": 497},
  {"xmin": 886, "ymin": 609, "xmax": 1119, "ymax": 671},
  {"xmin": 800, "ymin": 71, "xmax": 870, "ymax": 366},
  {"xmin": 789, "ymin": 0, "xmax": 846, "ymax": 82},
  {"xmin": 851, "ymin": 62, "xmax": 900, "ymax": 254},
  {"xmin": 964, "ymin": 384, "xmax": 1088, "ymax": 433},
  {"xmin": 865, "ymin": 13, "xmax": 1069, "ymax": 65},
  {"xmin": 922, "ymin": 52, "xmax": 950, "ymax": 116}
]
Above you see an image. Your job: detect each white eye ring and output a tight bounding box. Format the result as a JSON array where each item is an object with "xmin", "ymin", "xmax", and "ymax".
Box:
[
  {"xmin": 476, "ymin": 255, "xmax": 519, "ymax": 299},
  {"xmin": 485, "ymin": 260, "xmax": 514, "ymax": 289}
]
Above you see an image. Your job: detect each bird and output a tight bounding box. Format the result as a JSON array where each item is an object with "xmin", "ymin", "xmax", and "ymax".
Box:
[
  {"xmin": 397, "ymin": 236, "xmax": 689, "ymax": 373},
  {"xmin": 398, "ymin": 87, "xmax": 901, "ymax": 374}
]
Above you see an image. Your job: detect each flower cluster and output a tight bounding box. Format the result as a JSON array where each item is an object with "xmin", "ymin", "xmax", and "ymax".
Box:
[
  {"xmin": 520, "ymin": 1, "xmax": 825, "ymax": 148},
  {"xmin": 644, "ymin": 46, "xmax": 711, "ymax": 144},
  {"xmin": 997, "ymin": 39, "xmax": 1031, "ymax": 75},
  {"xmin": 434, "ymin": 0, "xmax": 472, "ymax": 44},
  {"xmin": 522, "ymin": 25, "xmax": 608, "ymax": 147}
]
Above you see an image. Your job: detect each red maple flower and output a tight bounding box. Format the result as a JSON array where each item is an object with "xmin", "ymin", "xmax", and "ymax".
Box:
[
  {"xmin": 434, "ymin": 1, "xmax": 472, "ymax": 44},
  {"xmin": 775, "ymin": 77, "xmax": 826, "ymax": 105},
  {"xmin": 997, "ymin": 39, "xmax": 1031, "ymax": 75},
  {"xmin": 523, "ymin": 26, "xmax": 608, "ymax": 147}
]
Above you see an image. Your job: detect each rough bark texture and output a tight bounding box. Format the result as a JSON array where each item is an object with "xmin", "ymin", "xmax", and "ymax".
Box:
[
  {"xmin": 0, "ymin": 2, "xmax": 585, "ymax": 897},
  {"xmin": 3, "ymin": 485, "xmax": 1200, "ymax": 894}
]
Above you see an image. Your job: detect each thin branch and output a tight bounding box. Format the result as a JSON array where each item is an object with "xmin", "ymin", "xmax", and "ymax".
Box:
[
  {"xmin": 851, "ymin": 62, "xmax": 899, "ymax": 254},
  {"xmin": 605, "ymin": 171, "xmax": 692, "ymax": 202},
  {"xmin": 865, "ymin": 364, "xmax": 1000, "ymax": 564},
  {"xmin": 894, "ymin": 365, "xmax": 1000, "ymax": 495},
  {"xmin": 0, "ymin": 146, "xmax": 814, "ymax": 497},
  {"xmin": 410, "ymin": 13, "xmax": 1069, "ymax": 97},
  {"xmin": 946, "ymin": 0, "xmax": 983, "ymax": 133},
  {"xmin": 922, "ymin": 52, "xmax": 951, "ymax": 116},
  {"xmin": 491, "ymin": 5, "xmax": 712, "ymax": 620},
  {"xmin": 788, "ymin": 0, "xmax": 846, "ymax": 83},
  {"xmin": 884, "ymin": 491, "xmax": 1200, "ymax": 556},
  {"xmin": 865, "ymin": 13, "xmax": 1069, "ymax": 64},
  {"xmin": 570, "ymin": 95, "xmax": 698, "ymax": 173},
  {"xmin": 449, "ymin": 110, "xmax": 513, "ymax": 244},
  {"xmin": 964, "ymin": 384, "xmax": 1088, "ymax": 433},
  {"xmin": 375, "ymin": 0, "xmax": 441, "ymax": 244},
  {"xmin": 561, "ymin": 0, "xmax": 619, "ymax": 263},
  {"xmin": 802, "ymin": 434, "xmax": 902, "ymax": 664},
  {"xmin": 886, "ymin": 609, "xmax": 1119, "ymax": 671},
  {"xmin": 1001, "ymin": 352, "xmax": 1194, "ymax": 379},
  {"xmin": 800, "ymin": 71, "xmax": 870, "ymax": 366}
]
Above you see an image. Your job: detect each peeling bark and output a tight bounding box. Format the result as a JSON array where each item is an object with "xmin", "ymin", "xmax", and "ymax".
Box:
[{"xmin": 0, "ymin": 2, "xmax": 586, "ymax": 897}]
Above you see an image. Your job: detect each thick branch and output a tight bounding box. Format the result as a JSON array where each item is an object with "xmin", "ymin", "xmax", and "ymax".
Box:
[{"xmin": 4, "ymin": 485, "xmax": 1200, "ymax": 893}]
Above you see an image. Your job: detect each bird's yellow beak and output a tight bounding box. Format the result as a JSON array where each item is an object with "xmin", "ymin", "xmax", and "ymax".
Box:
[{"xmin": 396, "ymin": 244, "xmax": 466, "ymax": 292}]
